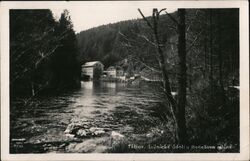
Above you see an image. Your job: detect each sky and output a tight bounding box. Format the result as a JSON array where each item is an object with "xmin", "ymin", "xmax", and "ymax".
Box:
[{"xmin": 51, "ymin": 1, "xmax": 177, "ymax": 33}]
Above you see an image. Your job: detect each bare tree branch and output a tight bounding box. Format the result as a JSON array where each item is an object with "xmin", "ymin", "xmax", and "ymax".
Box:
[
  {"xmin": 137, "ymin": 34, "xmax": 157, "ymax": 47},
  {"xmin": 187, "ymin": 30, "xmax": 204, "ymax": 52},
  {"xmin": 166, "ymin": 24, "xmax": 178, "ymax": 31},
  {"xmin": 35, "ymin": 44, "xmax": 62, "ymax": 68},
  {"xmin": 130, "ymin": 57, "xmax": 162, "ymax": 73},
  {"xmin": 22, "ymin": 81, "xmax": 50, "ymax": 105},
  {"xmin": 138, "ymin": 8, "xmax": 154, "ymax": 31},
  {"xmin": 158, "ymin": 8, "xmax": 167, "ymax": 15},
  {"xmin": 118, "ymin": 31, "xmax": 138, "ymax": 44},
  {"xmin": 186, "ymin": 10, "xmax": 200, "ymax": 32},
  {"xmin": 165, "ymin": 11, "xmax": 179, "ymax": 25}
]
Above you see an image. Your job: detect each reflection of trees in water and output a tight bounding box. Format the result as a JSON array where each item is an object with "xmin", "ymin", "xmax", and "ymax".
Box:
[{"xmin": 93, "ymin": 67, "xmax": 103, "ymax": 80}]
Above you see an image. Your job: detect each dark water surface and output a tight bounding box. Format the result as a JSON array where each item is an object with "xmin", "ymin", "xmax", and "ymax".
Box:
[{"xmin": 10, "ymin": 81, "xmax": 164, "ymax": 153}]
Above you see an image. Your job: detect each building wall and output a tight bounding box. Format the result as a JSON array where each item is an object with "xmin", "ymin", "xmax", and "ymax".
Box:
[
  {"xmin": 81, "ymin": 62, "xmax": 104, "ymax": 80},
  {"xmin": 107, "ymin": 70, "xmax": 116, "ymax": 77},
  {"xmin": 116, "ymin": 70, "xmax": 124, "ymax": 77},
  {"xmin": 82, "ymin": 67, "xmax": 94, "ymax": 78},
  {"xmin": 106, "ymin": 67, "xmax": 116, "ymax": 77}
]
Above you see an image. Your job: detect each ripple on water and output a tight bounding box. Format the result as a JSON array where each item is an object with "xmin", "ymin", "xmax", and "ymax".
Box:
[{"xmin": 11, "ymin": 81, "xmax": 163, "ymax": 153}]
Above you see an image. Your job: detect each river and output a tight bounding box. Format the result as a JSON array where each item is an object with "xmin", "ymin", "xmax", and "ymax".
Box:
[{"xmin": 10, "ymin": 81, "xmax": 168, "ymax": 153}]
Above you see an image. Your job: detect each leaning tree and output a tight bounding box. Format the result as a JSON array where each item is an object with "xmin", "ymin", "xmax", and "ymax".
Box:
[{"xmin": 138, "ymin": 8, "xmax": 188, "ymax": 144}]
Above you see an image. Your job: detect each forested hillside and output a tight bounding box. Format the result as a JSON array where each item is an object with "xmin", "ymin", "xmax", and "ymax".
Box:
[
  {"xmin": 77, "ymin": 9, "xmax": 239, "ymax": 149},
  {"xmin": 77, "ymin": 15, "xmax": 175, "ymax": 69},
  {"xmin": 77, "ymin": 9, "xmax": 239, "ymax": 85}
]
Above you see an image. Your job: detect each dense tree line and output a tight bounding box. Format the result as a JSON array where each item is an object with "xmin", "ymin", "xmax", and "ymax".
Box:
[
  {"xmin": 10, "ymin": 9, "xmax": 80, "ymax": 97},
  {"xmin": 77, "ymin": 9, "xmax": 239, "ymax": 149},
  {"xmin": 185, "ymin": 9, "xmax": 239, "ymax": 148}
]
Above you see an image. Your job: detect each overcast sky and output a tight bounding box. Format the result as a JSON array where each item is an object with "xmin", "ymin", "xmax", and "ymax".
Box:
[{"xmin": 51, "ymin": 1, "xmax": 177, "ymax": 33}]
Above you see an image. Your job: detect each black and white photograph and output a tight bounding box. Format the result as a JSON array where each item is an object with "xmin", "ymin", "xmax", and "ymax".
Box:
[{"xmin": 0, "ymin": 1, "xmax": 249, "ymax": 161}]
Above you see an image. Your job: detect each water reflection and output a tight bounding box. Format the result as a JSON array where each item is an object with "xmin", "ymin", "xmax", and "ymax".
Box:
[
  {"xmin": 81, "ymin": 81, "xmax": 127, "ymax": 95},
  {"xmin": 81, "ymin": 81, "xmax": 93, "ymax": 89},
  {"xmin": 74, "ymin": 81, "xmax": 128, "ymax": 119},
  {"xmin": 11, "ymin": 80, "xmax": 162, "ymax": 153}
]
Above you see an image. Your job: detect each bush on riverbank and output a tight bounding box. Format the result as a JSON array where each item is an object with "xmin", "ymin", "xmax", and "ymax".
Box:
[
  {"xmin": 186, "ymin": 81, "xmax": 239, "ymax": 152},
  {"xmin": 109, "ymin": 81, "xmax": 239, "ymax": 153}
]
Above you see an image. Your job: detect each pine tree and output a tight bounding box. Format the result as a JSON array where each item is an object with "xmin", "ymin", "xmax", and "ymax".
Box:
[{"xmin": 49, "ymin": 9, "xmax": 80, "ymax": 91}]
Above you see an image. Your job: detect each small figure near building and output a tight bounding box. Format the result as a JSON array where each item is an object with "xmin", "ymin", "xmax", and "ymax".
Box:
[{"xmin": 81, "ymin": 61, "xmax": 104, "ymax": 81}]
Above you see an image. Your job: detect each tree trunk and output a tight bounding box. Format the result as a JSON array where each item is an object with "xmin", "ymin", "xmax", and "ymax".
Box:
[
  {"xmin": 31, "ymin": 81, "xmax": 35, "ymax": 96},
  {"xmin": 176, "ymin": 9, "xmax": 188, "ymax": 144},
  {"xmin": 209, "ymin": 10, "xmax": 214, "ymax": 100},
  {"xmin": 217, "ymin": 10, "xmax": 224, "ymax": 93},
  {"xmin": 138, "ymin": 8, "xmax": 187, "ymax": 143},
  {"xmin": 204, "ymin": 11, "xmax": 208, "ymax": 77},
  {"xmin": 151, "ymin": 9, "xmax": 178, "ymax": 140},
  {"xmin": 150, "ymin": 9, "xmax": 177, "ymax": 114}
]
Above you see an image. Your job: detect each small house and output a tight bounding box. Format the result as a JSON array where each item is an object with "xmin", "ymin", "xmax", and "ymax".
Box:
[
  {"xmin": 104, "ymin": 66, "xmax": 124, "ymax": 78},
  {"xmin": 106, "ymin": 66, "xmax": 117, "ymax": 78},
  {"xmin": 116, "ymin": 66, "xmax": 124, "ymax": 77},
  {"xmin": 81, "ymin": 61, "xmax": 104, "ymax": 80}
]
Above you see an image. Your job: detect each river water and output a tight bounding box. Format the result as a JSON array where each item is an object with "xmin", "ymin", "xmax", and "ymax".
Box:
[{"xmin": 10, "ymin": 81, "xmax": 167, "ymax": 153}]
